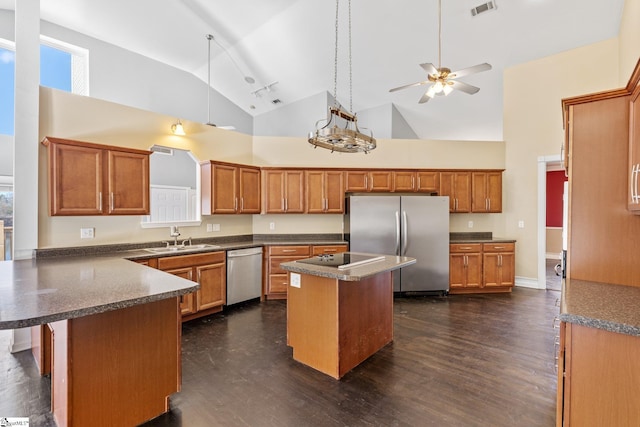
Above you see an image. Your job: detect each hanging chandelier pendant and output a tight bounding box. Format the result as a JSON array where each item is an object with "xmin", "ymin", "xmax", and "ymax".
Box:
[{"xmin": 308, "ymin": 0, "xmax": 376, "ymax": 154}]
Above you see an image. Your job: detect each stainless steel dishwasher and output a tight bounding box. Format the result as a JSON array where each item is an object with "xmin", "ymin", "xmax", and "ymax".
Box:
[{"xmin": 226, "ymin": 247, "xmax": 263, "ymax": 305}]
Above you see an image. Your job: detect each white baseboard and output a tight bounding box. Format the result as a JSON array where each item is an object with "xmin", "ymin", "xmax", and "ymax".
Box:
[
  {"xmin": 515, "ymin": 276, "xmax": 544, "ymax": 289},
  {"xmin": 9, "ymin": 328, "xmax": 32, "ymax": 353}
]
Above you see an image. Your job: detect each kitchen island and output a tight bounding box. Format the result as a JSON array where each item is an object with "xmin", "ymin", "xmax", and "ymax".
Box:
[
  {"xmin": 0, "ymin": 256, "xmax": 198, "ymax": 427},
  {"xmin": 280, "ymin": 252, "xmax": 415, "ymax": 379}
]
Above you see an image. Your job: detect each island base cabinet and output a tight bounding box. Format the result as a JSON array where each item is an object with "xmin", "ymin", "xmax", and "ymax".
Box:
[
  {"xmin": 287, "ymin": 272, "xmax": 393, "ymax": 379},
  {"xmin": 49, "ymin": 298, "xmax": 181, "ymax": 427},
  {"xmin": 558, "ymin": 323, "xmax": 640, "ymax": 426}
]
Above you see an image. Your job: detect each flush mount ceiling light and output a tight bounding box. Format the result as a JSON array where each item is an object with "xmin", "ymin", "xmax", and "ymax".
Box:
[
  {"xmin": 389, "ymin": 0, "xmax": 492, "ymax": 103},
  {"xmin": 308, "ymin": 0, "xmax": 376, "ymax": 154},
  {"xmin": 171, "ymin": 119, "xmax": 186, "ymax": 135}
]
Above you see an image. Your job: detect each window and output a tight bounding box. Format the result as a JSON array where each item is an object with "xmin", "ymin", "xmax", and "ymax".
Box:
[{"xmin": 0, "ymin": 36, "xmax": 89, "ymax": 135}]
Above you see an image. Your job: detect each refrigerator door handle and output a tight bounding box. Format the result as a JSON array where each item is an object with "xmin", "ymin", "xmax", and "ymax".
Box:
[
  {"xmin": 395, "ymin": 211, "xmax": 401, "ymax": 255},
  {"xmin": 402, "ymin": 210, "xmax": 408, "ymax": 255}
]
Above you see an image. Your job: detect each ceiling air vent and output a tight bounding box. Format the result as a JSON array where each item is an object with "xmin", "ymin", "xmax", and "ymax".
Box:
[
  {"xmin": 471, "ymin": 1, "xmax": 496, "ymax": 17},
  {"xmin": 271, "ymin": 99, "xmax": 282, "ymax": 104}
]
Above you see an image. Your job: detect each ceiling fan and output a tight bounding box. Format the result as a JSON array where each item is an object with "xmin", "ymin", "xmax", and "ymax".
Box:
[{"xmin": 389, "ymin": 0, "xmax": 491, "ymax": 104}]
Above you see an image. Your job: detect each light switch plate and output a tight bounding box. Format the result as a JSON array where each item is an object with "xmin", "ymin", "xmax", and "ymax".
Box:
[{"xmin": 80, "ymin": 227, "xmax": 94, "ymax": 239}]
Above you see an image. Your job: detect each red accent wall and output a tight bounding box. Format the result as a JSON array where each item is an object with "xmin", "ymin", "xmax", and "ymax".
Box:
[{"xmin": 547, "ymin": 171, "xmax": 567, "ymax": 227}]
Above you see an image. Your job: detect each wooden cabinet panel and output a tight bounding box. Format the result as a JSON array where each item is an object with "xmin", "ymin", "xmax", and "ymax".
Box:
[
  {"xmin": 201, "ymin": 161, "xmax": 260, "ymax": 214},
  {"xmin": 264, "ymin": 245, "xmax": 311, "ymax": 300},
  {"xmin": 629, "ymin": 83, "xmax": 640, "ymax": 213},
  {"xmin": 392, "ymin": 171, "xmax": 416, "ymax": 192},
  {"xmin": 263, "ymin": 169, "xmax": 305, "ymax": 213},
  {"xmin": 344, "ymin": 171, "xmax": 369, "ymax": 192},
  {"xmin": 449, "ymin": 242, "xmax": 514, "ymax": 294},
  {"xmin": 369, "ymin": 171, "xmax": 393, "ymax": 192},
  {"xmin": 158, "ymin": 251, "xmax": 226, "ymax": 320},
  {"xmin": 471, "ymin": 171, "xmax": 502, "ymax": 213},
  {"xmin": 440, "ymin": 172, "xmax": 471, "ymax": 212},
  {"xmin": 416, "ymin": 171, "xmax": 439, "ymax": 193},
  {"xmin": 43, "ymin": 137, "xmax": 150, "ymax": 216},
  {"xmin": 306, "ymin": 170, "xmax": 344, "ymax": 213}
]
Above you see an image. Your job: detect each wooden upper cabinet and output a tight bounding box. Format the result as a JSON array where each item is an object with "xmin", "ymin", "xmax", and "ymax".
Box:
[
  {"xmin": 629, "ymin": 82, "xmax": 640, "ymax": 214},
  {"xmin": 471, "ymin": 171, "xmax": 503, "ymax": 213},
  {"xmin": 369, "ymin": 171, "xmax": 393, "ymax": 192},
  {"xmin": 416, "ymin": 171, "xmax": 439, "ymax": 193},
  {"xmin": 201, "ymin": 161, "xmax": 260, "ymax": 214},
  {"xmin": 42, "ymin": 137, "xmax": 150, "ymax": 216},
  {"xmin": 263, "ymin": 169, "xmax": 305, "ymax": 213},
  {"xmin": 344, "ymin": 171, "xmax": 369, "ymax": 192},
  {"xmin": 439, "ymin": 171, "xmax": 471, "ymax": 213},
  {"xmin": 392, "ymin": 171, "xmax": 416, "ymax": 192},
  {"xmin": 306, "ymin": 170, "xmax": 344, "ymax": 213}
]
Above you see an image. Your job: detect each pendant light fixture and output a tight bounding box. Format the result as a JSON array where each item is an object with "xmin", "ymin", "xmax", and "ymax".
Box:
[{"xmin": 308, "ymin": 0, "xmax": 376, "ymax": 154}]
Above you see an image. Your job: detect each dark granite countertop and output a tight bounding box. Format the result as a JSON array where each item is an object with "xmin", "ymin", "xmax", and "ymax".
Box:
[
  {"xmin": 280, "ymin": 252, "xmax": 416, "ymax": 281},
  {"xmin": 560, "ymin": 278, "xmax": 640, "ymax": 337},
  {"xmin": 0, "ymin": 257, "xmax": 198, "ymax": 329},
  {"xmin": 449, "ymin": 232, "xmax": 516, "ymax": 244}
]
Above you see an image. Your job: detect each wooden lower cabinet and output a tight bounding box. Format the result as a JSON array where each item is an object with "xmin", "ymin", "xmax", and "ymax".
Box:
[
  {"xmin": 158, "ymin": 251, "xmax": 226, "ymax": 321},
  {"xmin": 264, "ymin": 244, "xmax": 348, "ymax": 299},
  {"xmin": 557, "ymin": 322, "xmax": 640, "ymax": 426},
  {"xmin": 449, "ymin": 242, "xmax": 515, "ymax": 294}
]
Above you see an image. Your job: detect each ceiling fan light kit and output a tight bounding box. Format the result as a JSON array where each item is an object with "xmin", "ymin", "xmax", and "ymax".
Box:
[
  {"xmin": 389, "ymin": 0, "xmax": 492, "ymax": 104},
  {"xmin": 308, "ymin": 0, "xmax": 376, "ymax": 154}
]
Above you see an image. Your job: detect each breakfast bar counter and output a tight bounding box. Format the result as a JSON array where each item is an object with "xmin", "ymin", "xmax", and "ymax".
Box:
[
  {"xmin": 281, "ymin": 252, "xmax": 415, "ymax": 379},
  {"xmin": 0, "ymin": 257, "xmax": 198, "ymax": 427}
]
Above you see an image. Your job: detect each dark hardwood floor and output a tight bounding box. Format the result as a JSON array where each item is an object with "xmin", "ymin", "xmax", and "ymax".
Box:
[{"xmin": 0, "ymin": 288, "xmax": 559, "ymax": 426}]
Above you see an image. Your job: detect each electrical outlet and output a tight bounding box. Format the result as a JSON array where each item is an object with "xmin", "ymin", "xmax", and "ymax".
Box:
[
  {"xmin": 206, "ymin": 223, "xmax": 213, "ymax": 232},
  {"xmin": 212, "ymin": 224, "xmax": 221, "ymax": 232},
  {"xmin": 269, "ymin": 222, "xmax": 275, "ymax": 231},
  {"xmin": 468, "ymin": 221, "xmax": 473, "ymax": 228},
  {"xmin": 518, "ymin": 220, "xmax": 525, "ymax": 228},
  {"xmin": 80, "ymin": 227, "xmax": 94, "ymax": 239}
]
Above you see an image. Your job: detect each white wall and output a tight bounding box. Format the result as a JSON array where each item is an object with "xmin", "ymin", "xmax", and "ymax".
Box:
[{"xmin": 0, "ymin": 135, "xmax": 13, "ymax": 176}]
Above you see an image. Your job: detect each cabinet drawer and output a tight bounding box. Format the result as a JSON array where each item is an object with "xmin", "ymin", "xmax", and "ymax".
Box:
[
  {"xmin": 268, "ymin": 245, "xmax": 310, "ymax": 256},
  {"xmin": 158, "ymin": 251, "xmax": 225, "ymax": 270},
  {"xmin": 483, "ymin": 243, "xmax": 515, "ymax": 252},
  {"xmin": 268, "ymin": 274, "xmax": 289, "ymax": 294},
  {"xmin": 450, "ymin": 243, "xmax": 482, "ymax": 253},
  {"xmin": 312, "ymin": 245, "xmax": 348, "ymax": 255},
  {"xmin": 270, "ymin": 256, "xmax": 308, "ymax": 274}
]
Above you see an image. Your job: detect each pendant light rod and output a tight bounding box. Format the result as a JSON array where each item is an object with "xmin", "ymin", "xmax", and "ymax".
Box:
[
  {"xmin": 437, "ymin": 0, "xmax": 442, "ymax": 69},
  {"xmin": 206, "ymin": 34, "xmax": 213, "ymax": 125}
]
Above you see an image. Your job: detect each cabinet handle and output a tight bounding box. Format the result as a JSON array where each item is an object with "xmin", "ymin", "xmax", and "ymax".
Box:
[
  {"xmin": 323, "ymin": 249, "xmax": 338, "ymax": 253},
  {"xmin": 281, "ymin": 249, "xmax": 296, "ymax": 253},
  {"xmin": 99, "ymin": 191, "xmax": 102, "ymax": 211},
  {"xmin": 634, "ymin": 164, "xmax": 639, "ymax": 203},
  {"xmin": 281, "ymin": 198, "xmax": 284, "ymax": 211},
  {"xmin": 459, "ymin": 246, "xmax": 472, "ymax": 250},
  {"xmin": 417, "ymin": 176, "xmax": 421, "ymax": 189},
  {"xmin": 365, "ymin": 175, "xmax": 368, "ymax": 189},
  {"xmin": 454, "ymin": 199, "xmax": 458, "ymax": 211},
  {"xmin": 411, "ymin": 176, "xmax": 415, "ymax": 190},
  {"xmin": 488, "ymin": 199, "xmax": 491, "ymax": 211},
  {"xmin": 631, "ymin": 165, "xmax": 636, "ymax": 203},
  {"xmin": 464, "ymin": 255, "xmax": 468, "ymax": 267},
  {"xmin": 285, "ymin": 198, "xmax": 288, "ymax": 211},
  {"xmin": 235, "ymin": 197, "xmax": 238, "ymax": 211},
  {"xmin": 110, "ymin": 192, "xmax": 114, "ymax": 211},
  {"xmin": 241, "ymin": 198, "xmax": 244, "ymax": 211},
  {"xmin": 499, "ymin": 254, "xmax": 502, "ymax": 266},
  {"xmin": 493, "ymin": 246, "xmax": 505, "ymax": 249}
]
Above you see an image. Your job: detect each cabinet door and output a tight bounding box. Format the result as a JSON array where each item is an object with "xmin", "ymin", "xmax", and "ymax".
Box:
[
  {"xmin": 498, "ymin": 252, "xmax": 515, "ymax": 287},
  {"xmin": 440, "ymin": 172, "xmax": 470, "ymax": 212},
  {"xmin": 345, "ymin": 171, "xmax": 369, "ymax": 192},
  {"xmin": 263, "ymin": 170, "xmax": 286, "ymax": 213},
  {"xmin": 472, "ymin": 172, "xmax": 502, "ymax": 213},
  {"xmin": 284, "ymin": 171, "xmax": 305, "ymax": 213},
  {"xmin": 324, "ymin": 171, "xmax": 344, "ymax": 213},
  {"xmin": 196, "ymin": 262, "xmax": 226, "ymax": 311},
  {"xmin": 416, "ymin": 171, "xmax": 439, "ymax": 193},
  {"xmin": 107, "ymin": 150, "xmax": 150, "ymax": 215},
  {"xmin": 465, "ymin": 253, "xmax": 482, "ymax": 288},
  {"xmin": 212, "ymin": 163, "xmax": 238, "ymax": 214},
  {"xmin": 305, "ymin": 171, "xmax": 325, "ymax": 213},
  {"xmin": 163, "ymin": 267, "xmax": 196, "ymax": 315},
  {"xmin": 629, "ymin": 85, "xmax": 640, "ymax": 213},
  {"xmin": 483, "ymin": 253, "xmax": 500, "ymax": 287},
  {"xmin": 393, "ymin": 171, "xmax": 416, "ymax": 192},
  {"xmin": 369, "ymin": 171, "xmax": 393, "ymax": 192},
  {"xmin": 449, "ymin": 253, "xmax": 467, "ymax": 289},
  {"xmin": 49, "ymin": 143, "xmax": 104, "ymax": 215},
  {"xmin": 239, "ymin": 167, "xmax": 261, "ymax": 213}
]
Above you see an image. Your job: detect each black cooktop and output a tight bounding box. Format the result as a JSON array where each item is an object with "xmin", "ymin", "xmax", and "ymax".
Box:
[{"xmin": 296, "ymin": 253, "xmax": 385, "ymax": 270}]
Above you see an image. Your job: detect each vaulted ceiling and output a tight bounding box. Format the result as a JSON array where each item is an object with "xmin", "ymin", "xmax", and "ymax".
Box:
[{"xmin": 1, "ymin": 0, "xmax": 625, "ymax": 140}]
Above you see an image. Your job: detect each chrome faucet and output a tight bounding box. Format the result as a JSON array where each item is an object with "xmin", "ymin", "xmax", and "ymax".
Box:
[{"xmin": 169, "ymin": 225, "xmax": 181, "ymax": 246}]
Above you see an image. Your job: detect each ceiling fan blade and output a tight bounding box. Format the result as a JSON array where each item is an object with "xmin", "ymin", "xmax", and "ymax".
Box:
[
  {"xmin": 449, "ymin": 63, "xmax": 492, "ymax": 79},
  {"xmin": 389, "ymin": 80, "xmax": 429, "ymax": 93},
  {"xmin": 419, "ymin": 63, "xmax": 438, "ymax": 75},
  {"xmin": 450, "ymin": 80, "xmax": 481, "ymax": 95},
  {"xmin": 418, "ymin": 92, "xmax": 432, "ymax": 104}
]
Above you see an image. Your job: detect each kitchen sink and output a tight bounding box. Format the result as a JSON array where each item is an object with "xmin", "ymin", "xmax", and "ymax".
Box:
[{"xmin": 144, "ymin": 244, "xmax": 221, "ymax": 254}]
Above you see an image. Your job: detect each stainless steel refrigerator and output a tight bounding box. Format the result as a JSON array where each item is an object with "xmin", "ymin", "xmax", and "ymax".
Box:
[{"xmin": 345, "ymin": 194, "xmax": 449, "ymax": 294}]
